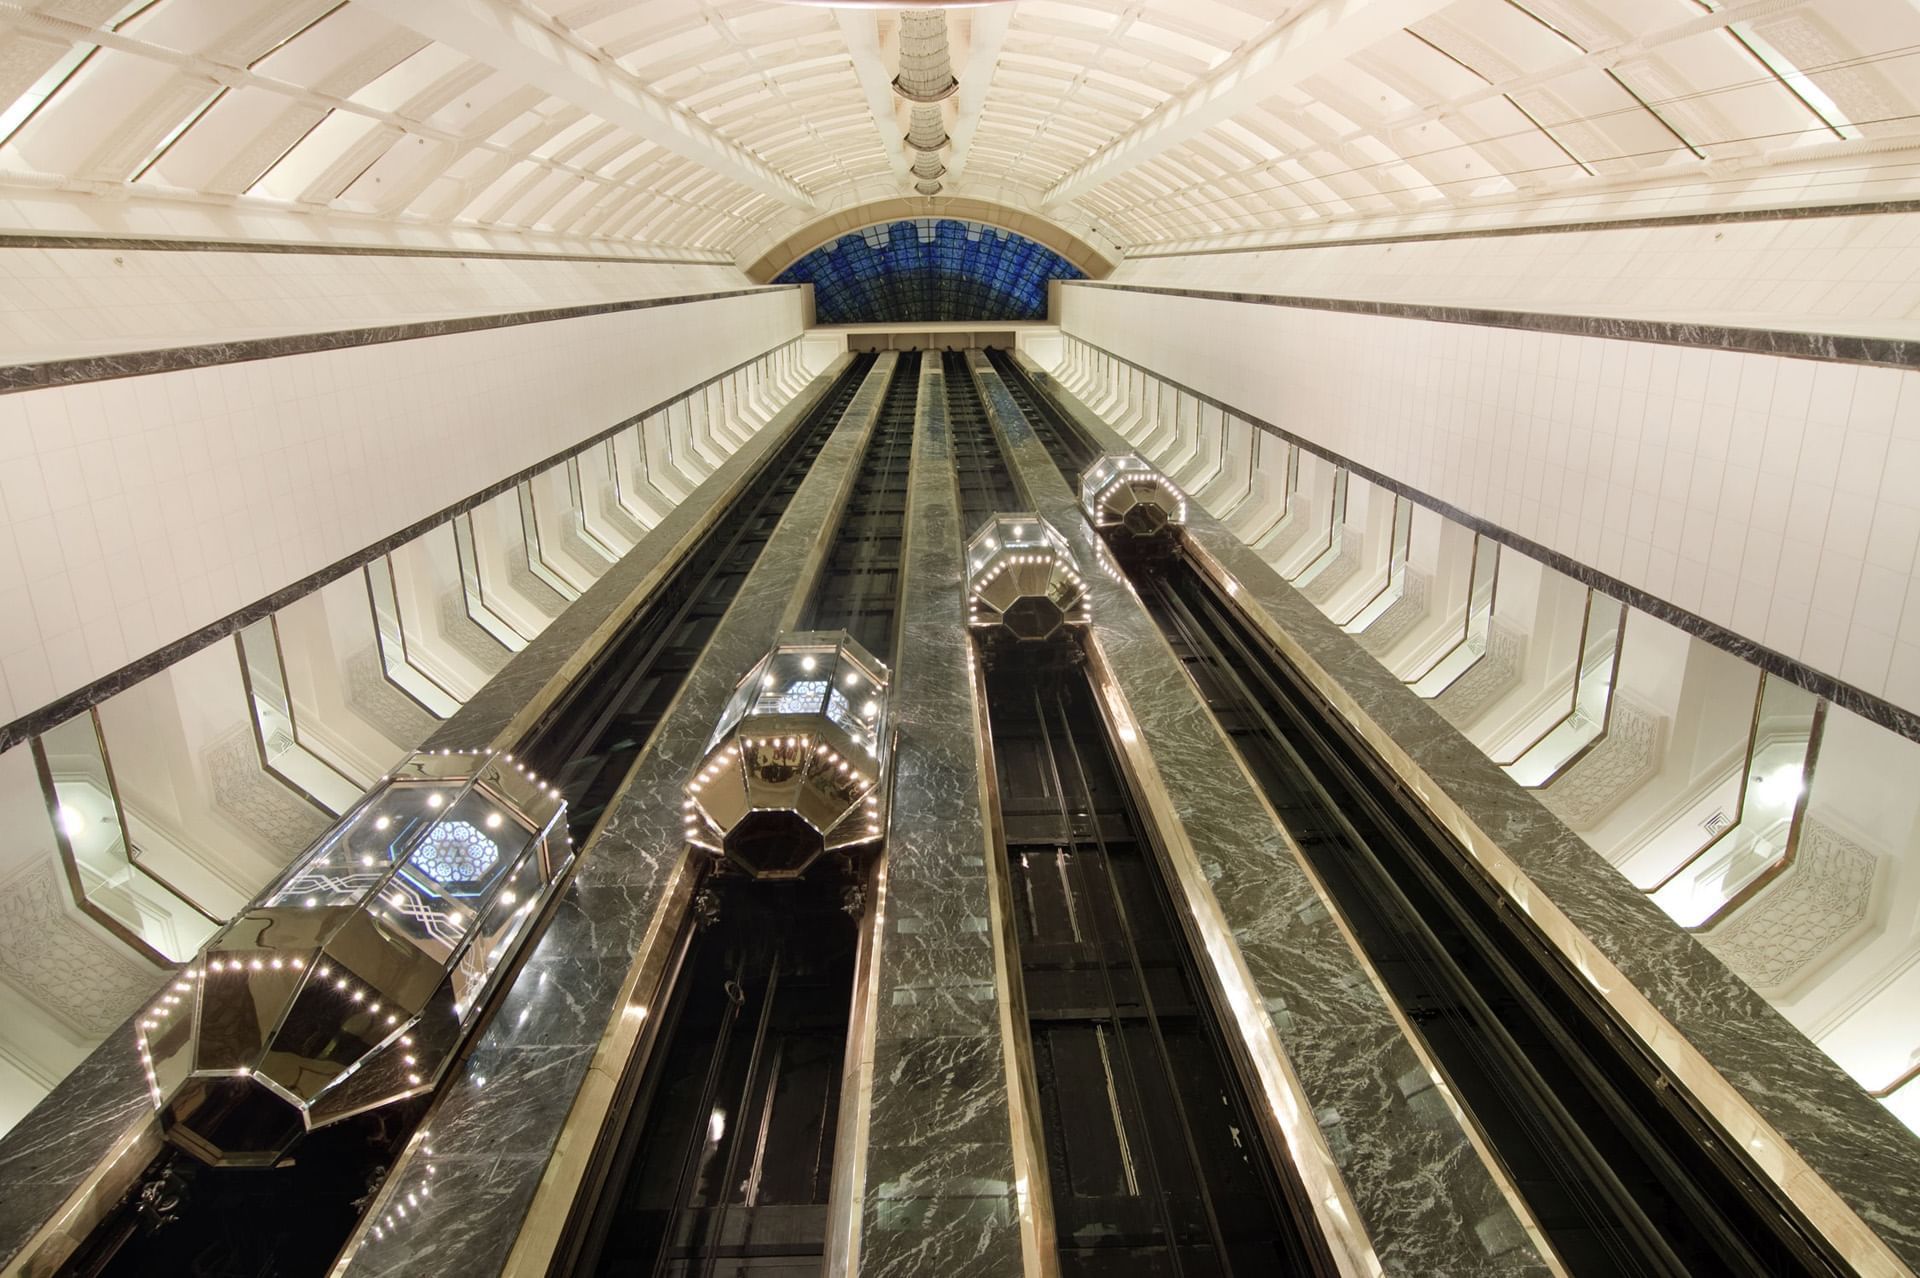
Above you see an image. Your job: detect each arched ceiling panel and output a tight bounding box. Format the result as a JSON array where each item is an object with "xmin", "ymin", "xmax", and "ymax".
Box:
[
  {"xmin": 0, "ymin": 0, "xmax": 1914, "ymax": 259},
  {"xmin": 776, "ymin": 217, "xmax": 1085, "ymax": 323}
]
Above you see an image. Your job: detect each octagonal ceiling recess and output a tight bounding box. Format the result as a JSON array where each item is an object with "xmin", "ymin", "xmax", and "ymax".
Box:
[{"xmin": 0, "ymin": 0, "xmax": 1913, "ymax": 262}]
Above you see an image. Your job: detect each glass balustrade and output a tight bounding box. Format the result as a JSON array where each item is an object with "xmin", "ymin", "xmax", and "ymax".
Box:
[
  {"xmin": 236, "ymin": 617, "xmax": 365, "ymax": 814},
  {"xmin": 1408, "ymin": 534, "xmax": 1501, "ymax": 697},
  {"xmin": 33, "ymin": 711, "xmax": 221, "ymax": 964},
  {"xmin": 1504, "ymin": 594, "xmax": 1630, "ymax": 788},
  {"xmin": 1647, "ymin": 676, "xmax": 1824, "ymax": 928},
  {"xmin": 366, "ymin": 556, "xmax": 464, "ymax": 719}
]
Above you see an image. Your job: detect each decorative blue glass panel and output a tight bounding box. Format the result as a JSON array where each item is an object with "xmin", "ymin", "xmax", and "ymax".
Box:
[{"xmin": 775, "ymin": 218, "xmax": 1085, "ymax": 323}]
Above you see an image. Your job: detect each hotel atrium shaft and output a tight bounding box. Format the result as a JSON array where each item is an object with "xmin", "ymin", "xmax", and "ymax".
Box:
[{"xmin": 2, "ymin": 2, "xmax": 1920, "ymax": 1276}]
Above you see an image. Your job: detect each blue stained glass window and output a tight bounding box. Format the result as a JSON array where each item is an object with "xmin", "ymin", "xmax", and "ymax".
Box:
[{"xmin": 774, "ymin": 219, "xmax": 1085, "ymax": 324}]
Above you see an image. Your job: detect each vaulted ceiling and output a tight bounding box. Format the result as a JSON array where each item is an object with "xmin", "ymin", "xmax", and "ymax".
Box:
[{"xmin": 1, "ymin": 0, "xmax": 1914, "ymax": 265}]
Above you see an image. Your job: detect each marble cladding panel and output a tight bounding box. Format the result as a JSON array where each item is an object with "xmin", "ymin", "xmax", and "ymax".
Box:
[
  {"xmin": 860, "ymin": 1193, "xmax": 1023, "ymax": 1278},
  {"xmin": 974, "ymin": 354, "xmax": 1549, "ymax": 1277},
  {"xmin": 0, "ymin": 1014, "xmax": 156, "ymax": 1268},
  {"xmin": 1027, "ymin": 366, "xmax": 1920, "ymax": 1272},
  {"xmin": 427, "ymin": 355, "xmax": 857, "ymax": 751},
  {"xmin": 331, "ymin": 356, "xmax": 904, "ymax": 1277},
  {"xmin": 856, "ymin": 358, "xmax": 1024, "ymax": 1276}
]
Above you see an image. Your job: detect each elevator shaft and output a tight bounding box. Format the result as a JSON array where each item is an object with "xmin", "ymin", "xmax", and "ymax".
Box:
[
  {"xmin": 57, "ymin": 359, "xmax": 884, "ymax": 1278},
  {"xmin": 981, "ymin": 664, "xmax": 1337, "ymax": 1277},
  {"xmin": 563, "ymin": 355, "xmax": 922, "ymax": 1276},
  {"xmin": 989, "ymin": 350, "xmax": 1851, "ymax": 1278}
]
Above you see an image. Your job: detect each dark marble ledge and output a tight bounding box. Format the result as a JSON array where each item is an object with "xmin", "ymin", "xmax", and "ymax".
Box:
[
  {"xmin": 1121, "ymin": 198, "xmax": 1920, "ymax": 259},
  {"xmin": 847, "ymin": 356, "xmax": 1028, "ymax": 1269},
  {"xmin": 0, "ymin": 336, "xmax": 805, "ymax": 755},
  {"xmin": 0, "ymin": 285, "xmax": 800, "ymax": 393},
  {"xmin": 1064, "ymin": 280, "xmax": 1920, "ymax": 370},
  {"xmin": 0, "ymin": 1009, "xmax": 161, "ymax": 1269},
  {"xmin": 1042, "ymin": 338, "xmax": 1920, "ymax": 747},
  {"xmin": 0, "ymin": 232, "xmax": 726, "ymax": 266}
]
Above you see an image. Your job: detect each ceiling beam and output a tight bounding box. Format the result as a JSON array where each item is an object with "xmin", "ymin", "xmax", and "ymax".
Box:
[
  {"xmin": 943, "ymin": 5, "xmax": 1011, "ymax": 190},
  {"xmin": 1041, "ymin": 0, "xmax": 1454, "ymax": 212},
  {"xmin": 356, "ymin": 0, "xmax": 815, "ymax": 210},
  {"xmin": 833, "ymin": 8, "xmax": 912, "ymax": 187}
]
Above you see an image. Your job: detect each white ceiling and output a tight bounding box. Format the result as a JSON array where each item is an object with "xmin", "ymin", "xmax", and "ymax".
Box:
[{"xmin": 1, "ymin": 0, "xmax": 1916, "ymax": 263}]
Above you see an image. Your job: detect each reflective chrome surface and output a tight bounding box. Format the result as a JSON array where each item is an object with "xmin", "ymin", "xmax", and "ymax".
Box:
[
  {"xmin": 965, "ymin": 514, "xmax": 1090, "ymax": 642},
  {"xmin": 138, "ymin": 749, "xmax": 569, "ymax": 1167},
  {"xmin": 684, "ymin": 630, "xmax": 891, "ymax": 879},
  {"xmin": 1078, "ymin": 452, "xmax": 1187, "ymax": 539}
]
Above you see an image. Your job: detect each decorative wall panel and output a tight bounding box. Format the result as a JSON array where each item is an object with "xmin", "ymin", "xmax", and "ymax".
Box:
[{"xmin": 1702, "ymin": 820, "xmax": 1878, "ymax": 994}]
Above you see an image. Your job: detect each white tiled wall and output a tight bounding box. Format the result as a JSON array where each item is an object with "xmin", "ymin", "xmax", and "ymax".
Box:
[
  {"xmin": 1058, "ymin": 283, "xmax": 1920, "ymax": 719},
  {"xmin": 1112, "ymin": 213, "xmax": 1920, "ymax": 339},
  {"xmin": 0, "ymin": 249, "xmax": 759, "ymax": 362},
  {"xmin": 0, "ymin": 285, "xmax": 811, "ymax": 724}
]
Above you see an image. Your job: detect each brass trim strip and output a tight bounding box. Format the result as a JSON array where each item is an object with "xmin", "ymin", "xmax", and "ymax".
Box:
[
  {"xmin": 971, "ymin": 653, "xmax": 1061, "ymax": 1278},
  {"xmin": 1014, "ymin": 350, "xmax": 1554, "ymax": 1274},
  {"xmin": 975, "ymin": 351, "xmax": 1384, "ymax": 1277},
  {"xmin": 1691, "ymin": 699, "xmax": 1828, "ymax": 932},
  {"xmin": 489, "ymin": 849, "xmax": 702, "ymax": 1277},
  {"xmin": 823, "ymin": 848, "xmax": 888, "ymax": 1276},
  {"xmin": 1044, "ymin": 339, "xmax": 1908, "ymax": 1258},
  {"xmin": 0, "ymin": 345, "xmax": 823, "ymax": 1278},
  {"xmin": 822, "ymin": 353, "xmax": 930, "ymax": 1274},
  {"xmin": 1873, "ymin": 1062, "xmax": 1920, "ymax": 1101}
]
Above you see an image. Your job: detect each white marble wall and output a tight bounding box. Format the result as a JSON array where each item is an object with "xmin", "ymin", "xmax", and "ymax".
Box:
[
  {"xmin": 0, "ymin": 286, "xmax": 812, "ymax": 725},
  {"xmin": 1112, "ymin": 212, "xmax": 1920, "ymax": 339},
  {"xmin": 1056, "ymin": 283, "xmax": 1920, "ymax": 721},
  {"xmin": 0, "ymin": 249, "xmax": 756, "ymax": 362}
]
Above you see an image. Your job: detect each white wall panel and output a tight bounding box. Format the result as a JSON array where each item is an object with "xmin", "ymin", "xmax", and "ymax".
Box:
[
  {"xmin": 0, "ymin": 286, "xmax": 809, "ymax": 724},
  {"xmin": 0, "ymin": 249, "xmax": 757, "ymax": 362},
  {"xmin": 1058, "ymin": 283, "xmax": 1920, "ymax": 718},
  {"xmin": 1113, "ymin": 213, "xmax": 1920, "ymax": 337}
]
